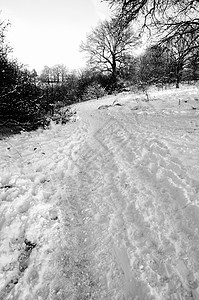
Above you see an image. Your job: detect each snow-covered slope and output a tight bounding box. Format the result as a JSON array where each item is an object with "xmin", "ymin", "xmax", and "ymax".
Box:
[{"xmin": 1, "ymin": 85, "xmax": 199, "ymax": 299}]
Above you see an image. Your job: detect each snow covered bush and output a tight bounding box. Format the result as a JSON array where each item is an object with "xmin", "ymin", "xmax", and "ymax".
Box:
[
  {"xmin": 51, "ymin": 107, "xmax": 76, "ymax": 125},
  {"xmin": 83, "ymin": 82, "xmax": 106, "ymax": 101}
]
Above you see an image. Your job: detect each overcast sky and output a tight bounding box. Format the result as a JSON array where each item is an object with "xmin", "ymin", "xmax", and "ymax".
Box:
[{"xmin": 1, "ymin": 0, "xmax": 111, "ymax": 73}]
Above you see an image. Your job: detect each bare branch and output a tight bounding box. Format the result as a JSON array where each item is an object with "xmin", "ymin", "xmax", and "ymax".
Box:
[{"xmin": 80, "ymin": 19, "xmax": 138, "ymax": 86}]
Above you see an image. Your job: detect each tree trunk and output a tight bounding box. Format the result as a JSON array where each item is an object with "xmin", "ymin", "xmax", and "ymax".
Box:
[
  {"xmin": 176, "ymin": 77, "xmax": 180, "ymax": 88},
  {"xmin": 111, "ymin": 55, "xmax": 117, "ymax": 91},
  {"xmin": 175, "ymin": 64, "xmax": 182, "ymax": 88}
]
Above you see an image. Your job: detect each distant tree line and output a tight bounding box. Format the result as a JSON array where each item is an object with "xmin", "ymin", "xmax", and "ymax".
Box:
[{"xmin": 39, "ymin": 65, "xmax": 110, "ymax": 104}]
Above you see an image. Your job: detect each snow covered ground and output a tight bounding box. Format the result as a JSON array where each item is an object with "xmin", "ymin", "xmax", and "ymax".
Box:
[{"xmin": 0, "ymin": 85, "xmax": 199, "ymax": 299}]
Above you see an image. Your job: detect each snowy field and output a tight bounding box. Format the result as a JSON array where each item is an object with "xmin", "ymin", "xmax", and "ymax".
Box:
[{"xmin": 1, "ymin": 85, "xmax": 199, "ymax": 299}]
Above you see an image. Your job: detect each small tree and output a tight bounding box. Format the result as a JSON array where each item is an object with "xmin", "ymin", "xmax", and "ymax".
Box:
[{"xmin": 83, "ymin": 82, "xmax": 105, "ymax": 101}]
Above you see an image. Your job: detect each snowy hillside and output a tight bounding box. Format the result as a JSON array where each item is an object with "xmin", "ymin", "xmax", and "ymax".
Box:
[{"xmin": 1, "ymin": 85, "xmax": 199, "ymax": 299}]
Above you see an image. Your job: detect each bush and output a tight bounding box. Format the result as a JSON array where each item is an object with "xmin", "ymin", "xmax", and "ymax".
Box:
[{"xmin": 82, "ymin": 82, "xmax": 106, "ymax": 100}]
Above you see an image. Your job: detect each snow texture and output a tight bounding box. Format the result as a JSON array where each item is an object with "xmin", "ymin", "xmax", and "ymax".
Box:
[{"xmin": 1, "ymin": 85, "xmax": 199, "ymax": 299}]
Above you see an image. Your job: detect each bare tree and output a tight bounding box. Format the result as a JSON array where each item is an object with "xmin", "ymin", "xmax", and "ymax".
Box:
[
  {"xmin": 104, "ymin": 0, "xmax": 199, "ymax": 88},
  {"xmin": 103, "ymin": 1, "xmax": 199, "ymax": 27},
  {"xmin": 80, "ymin": 19, "xmax": 138, "ymax": 89},
  {"xmin": 162, "ymin": 24, "xmax": 199, "ymax": 87},
  {"xmin": 39, "ymin": 65, "xmax": 52, "ymax": 84},
  {"xmin": 40, "ymin": 64, "xmax": 68, "ymax": 84},
  {"xmin": 103, "ymin": 0, "xmax": 199, "ymax": 44},
  {"xmin": 52, "ymin": 64, "xmax": 68, "ymax": 83}
]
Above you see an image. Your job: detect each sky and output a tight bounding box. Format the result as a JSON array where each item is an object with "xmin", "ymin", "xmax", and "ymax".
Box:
[{"xmin": 1, "ymin": 0, "xmax": 111, "ymax": 73}]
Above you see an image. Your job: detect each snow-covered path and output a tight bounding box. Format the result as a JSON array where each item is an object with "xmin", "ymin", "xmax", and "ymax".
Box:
[{"xmin": 1, "ymin": 87, "xmax": 199, "ymax": 299}]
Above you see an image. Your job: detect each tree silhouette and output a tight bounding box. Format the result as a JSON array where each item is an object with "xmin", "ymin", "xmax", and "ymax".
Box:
[
  {"xmin": 103, "ymin": 0, "xmax": 199, "ymax": 45},
  {"xmin": 80, "ymin": 19, "xmax": 138, "ymax": 90}
]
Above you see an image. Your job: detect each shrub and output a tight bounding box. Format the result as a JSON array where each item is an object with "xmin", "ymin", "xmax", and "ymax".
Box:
[{"xmin": 82, "ymin": 82, "xmax": 106, "ymax": 100}]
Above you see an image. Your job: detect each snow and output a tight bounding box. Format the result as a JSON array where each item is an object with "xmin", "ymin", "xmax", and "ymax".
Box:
[{"xmin": 1, "ymin": 85, "xmax": 199, "ymax": 299}]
